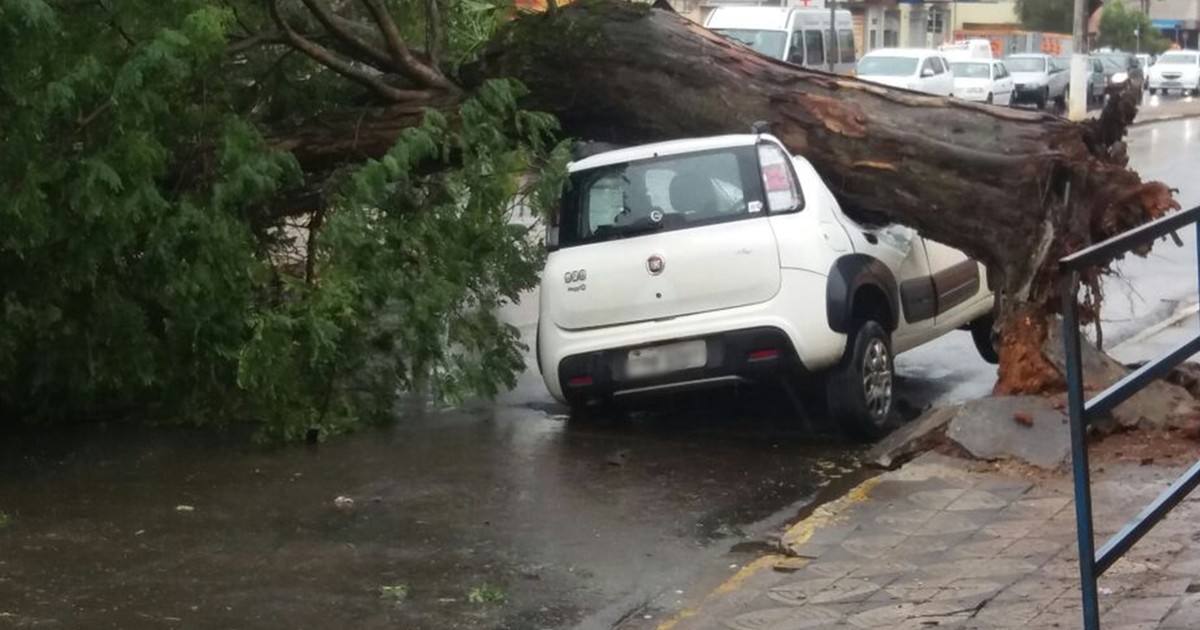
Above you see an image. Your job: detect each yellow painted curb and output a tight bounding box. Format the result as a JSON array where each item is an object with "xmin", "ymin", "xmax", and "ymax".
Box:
[
  {"xmin": 655, "ymin": 475, "xmax": 881, "ymax": 630},
  {"xmin": 780, "ymin": 476, "xmax": 881, "ymax": 553}
]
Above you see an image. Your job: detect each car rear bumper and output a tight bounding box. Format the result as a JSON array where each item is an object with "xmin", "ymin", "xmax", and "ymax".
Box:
[{"xmin": 554, "ymin": 326, "xmax": 804, "ymax": 406}]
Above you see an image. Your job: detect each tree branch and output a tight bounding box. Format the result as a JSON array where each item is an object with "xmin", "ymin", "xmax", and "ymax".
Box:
[
  {"xmin": 267, "ymin": 0, "xmax": 436, "ymax": 103},
  {"xmin": 298, "ymin": 0, "xmax": 397, "ymax": 73},
  {"xmin": 228, "ymin": 31, "xmax": 286, "ymax": 55},
  {"xmin": 426, "ymin": 0, "xmax": 443, "ymax": 71},
  {"xmin": 358, "ymin": 0, "xmax": 459, "ymax": 92}
]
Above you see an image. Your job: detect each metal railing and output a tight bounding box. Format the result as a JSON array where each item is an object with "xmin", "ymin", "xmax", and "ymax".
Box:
[{"xmin": 1060, "ymin": 203, "xmax": 1200, "ymax": 629}]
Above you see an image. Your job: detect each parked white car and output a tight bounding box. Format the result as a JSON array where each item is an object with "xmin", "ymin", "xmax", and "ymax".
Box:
[
  {"xmin": 1004, "ymin": 53, "xmax": 1069, "ymax": 109},
  {"xmin": 1147, "ymin": 50, "xmax": 1200, "ymax": 96},
  {"xmin": 537, "ymin": 133, "xmax": 996, "ymax": 440},
  {"xmin": 855, "ymin": 48, "xmax": 955, "ymax": 96},
  {"xmin": 950, "ymin": 59, "xmax": 1014, "ymax": 105}
]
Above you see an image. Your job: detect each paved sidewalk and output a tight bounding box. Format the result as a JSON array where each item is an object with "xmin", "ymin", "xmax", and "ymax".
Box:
[{"xmin": 664, "ymin": 453, "xmax": 1200, "ymax": 630}]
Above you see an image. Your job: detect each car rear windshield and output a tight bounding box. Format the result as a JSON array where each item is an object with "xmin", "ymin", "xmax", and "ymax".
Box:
[
  {"xmin": 712, "ymin": 29, "xmax": 787, "ymax": 59},
  {"xmin": 559, "ymin": 147, "xmax": 769, "ymax": 248},
  {"xmin": 950, "ymin": 62, "xmax": 990, "ymax": 78},
  {"xmin": 1004, "ymin": 57, "xmax": 1045, "ymax": 73},
  {"xmin": 856, "ymin": 56, "xmax": 918, "ymax": 77},
  {"xmin": 1158, "ymin": 52, "xmax": 1199, "ymax": 66}
]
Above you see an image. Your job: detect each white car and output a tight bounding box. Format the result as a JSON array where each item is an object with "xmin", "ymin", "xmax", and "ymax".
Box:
[
  {"xmin": 950, "ymin": 59, "xmax": 1014, "ymax": 105},
  {"xmin": 537, "ymin": 133, "xmax": 996, "ymax": 440},
  {"xmin": 1004, "ymin": 53, "xmax": 1069, "ymax": 109},
  {"xmin": 855, "ymin": 48, "xmax": 954, "ymax": 96},
  {"xmin": 1147, "ymin": 50, "xmax": 1200, "ymax": 96}
]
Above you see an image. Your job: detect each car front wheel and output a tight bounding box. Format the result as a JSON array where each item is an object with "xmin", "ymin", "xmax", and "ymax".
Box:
[{"xmin": 826, "ymin": 320, "xmax": 893, "ymax": 442}]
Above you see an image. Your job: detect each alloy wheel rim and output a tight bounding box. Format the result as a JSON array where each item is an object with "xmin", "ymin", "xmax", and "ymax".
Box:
[{"xmin": 862, "ymin": 339, "xmax": 892, "ymax": 422}]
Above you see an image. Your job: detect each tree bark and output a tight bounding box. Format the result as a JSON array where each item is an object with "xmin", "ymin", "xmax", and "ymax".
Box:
[{"xmin": 465, "ymin": 0, "xmax": 1177, "ymax": 393}]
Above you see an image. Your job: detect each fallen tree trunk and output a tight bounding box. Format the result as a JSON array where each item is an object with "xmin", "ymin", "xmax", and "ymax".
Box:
[
  {"xmin": 257, "ymin": 0, "xmax": 1177, "ymax": 395},
  {"xmin": 467, "ymin": 0, "xmax": 1177, "ymax": 393}
]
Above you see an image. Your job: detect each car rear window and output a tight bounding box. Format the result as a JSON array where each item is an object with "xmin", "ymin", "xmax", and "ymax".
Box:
[
  {"xmin": 1004, "ymin": 57, "xmax": 1045, "ymax": 73},
  {"xmin": 950, "ymin": 62, "xmax": 990, "ymax": 78},
  {"xmin": 857, "ymin": 56, "xmax": 918, "ymax": 77},
  {"xmin": 559, "ymin": 146, "xmax": 775, "ymax": 248}
]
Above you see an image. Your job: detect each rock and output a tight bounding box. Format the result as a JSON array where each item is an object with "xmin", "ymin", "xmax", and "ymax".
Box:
[
  {"xmin": 334, "ymin": 496, "xmax": 355, "ymax": 509},
  {"xmin": 946, "ymin": 396, "xmax": 1071, "ymax": 470},
  {"xmin": 1013, "ymin": 412, "xmax": 1034, "ymax": 427},
  {"xmin": 1045, "ymin": 324, "xmax": 1200, "ymax": 431},
  {"xmin": 866, "ymin": 405, "xmax": 960, "ymax": 470}
]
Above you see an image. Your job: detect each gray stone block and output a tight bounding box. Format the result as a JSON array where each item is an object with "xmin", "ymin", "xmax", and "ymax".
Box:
[{"xmin": 946, "ymin": 396, "xmax": 1071, "ymax": 470}]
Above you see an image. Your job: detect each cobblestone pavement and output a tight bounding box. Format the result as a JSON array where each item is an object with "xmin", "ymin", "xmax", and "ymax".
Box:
[{"xmin": 665, "ymin": 453, "xmax": 1200, "ymax": 630}]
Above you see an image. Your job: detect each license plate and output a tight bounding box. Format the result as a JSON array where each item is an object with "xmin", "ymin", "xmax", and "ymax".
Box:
[
  {"xmin": 1164, "ymin": 81, "xmax": 1181, "ymax": 87},
  {"xmin": 626, "ymin": 340, "xmax": 707, "ymax": 379}
]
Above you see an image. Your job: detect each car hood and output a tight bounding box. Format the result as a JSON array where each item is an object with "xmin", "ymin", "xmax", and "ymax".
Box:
[
  {"xmin": 1009, "ymin": 72, "xmax": 1048, "ymax": 84},
  {"xmin": 857, "ymin": 75, "xmax": 913, "ymax": 89}
]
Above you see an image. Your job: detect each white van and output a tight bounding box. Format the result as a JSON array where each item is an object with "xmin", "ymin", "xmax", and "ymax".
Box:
[
  {"xmin": 704, "ymin": 6, "xmax": 857, "ymax": 74},
  {"xmin": 937, "ymin": 39, "xmax": 994, "ymax": 61}
]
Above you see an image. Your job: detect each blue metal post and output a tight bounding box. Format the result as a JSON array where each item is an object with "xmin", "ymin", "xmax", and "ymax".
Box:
[{"xmin": 1063, "ymin": 271, "xmax": 1101, "ymax": 630}]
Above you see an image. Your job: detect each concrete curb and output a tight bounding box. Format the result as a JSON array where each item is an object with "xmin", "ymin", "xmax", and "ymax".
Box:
[
  {"xmin": 1110, "ymin": 300, "xmax": 1200, "ymax": 354},
  {"xmin": 1131, "ymin": 111, "xmax": 1200, "ymax": 127}
]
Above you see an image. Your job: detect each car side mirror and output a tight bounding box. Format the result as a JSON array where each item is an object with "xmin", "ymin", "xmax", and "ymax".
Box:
[{"xmin": 921, "ymin": 68, "xmax": 934, "ymax": 78}]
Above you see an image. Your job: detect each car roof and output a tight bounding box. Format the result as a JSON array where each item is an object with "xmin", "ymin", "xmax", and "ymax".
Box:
[
  {"xmin": 1006, "ymin": 53, "xmax": 1049, "ymax": 58},
  {"xmin": 863, "ymin": 48, "xmax": 938, "ymax": 59},
  {"xmin": 568, "ymin": 135, "xmax": 766, "ymax": 172}
]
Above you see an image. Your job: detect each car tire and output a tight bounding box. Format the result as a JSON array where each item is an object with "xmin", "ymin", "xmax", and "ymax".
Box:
[
  {"xmin": 970, "ymin": 314, "xmax": 1001, "ymax": 365},
  {"xmin": 1149, "ymin": 88, "xmax": 1157, "ymax": 96},
  {"xmin": 1036, "ymin": 88, "xmax": 1048, "ymax": 110},
  {"xmin": 986, "ymin": 93, "xmax": 993, "ymax": 104},
  {"xmin": 826, "ymin": 320, "xmax": 893, "ymax": 443}
]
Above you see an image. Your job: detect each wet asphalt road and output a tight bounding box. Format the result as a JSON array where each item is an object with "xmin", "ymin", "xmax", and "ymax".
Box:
[{"xmin": 1, "ymin": 104, "xmax": 1197, "ymax": 630}]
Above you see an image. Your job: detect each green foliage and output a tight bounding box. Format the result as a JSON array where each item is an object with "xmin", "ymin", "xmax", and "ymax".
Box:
[
  {"xmin": 467, "ymin": 584, "xmax": 507, "ymax": 604},
  {"xmin": 379, "ymin": 584, "xmax": 409, "ymax": 601},
  {"xmin": 1015, "ymin": 0, "xmax": 1073, "ymax": 34},
  {"xmin": 0, "ymin": 1, "xmax": 570, "ymax": 440},
  {"xmin": 235, "ymin": 79, "xmax": 566, "ymax": 441},
  {"xmin": 1098, "ymin": 1, "xmax": 1170, "ymax": 54}
]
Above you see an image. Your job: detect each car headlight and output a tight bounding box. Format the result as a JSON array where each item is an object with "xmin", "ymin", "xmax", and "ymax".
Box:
[{"xmin": 1110, "ymin": 72, "xmax": 1128, "ymax": 84}]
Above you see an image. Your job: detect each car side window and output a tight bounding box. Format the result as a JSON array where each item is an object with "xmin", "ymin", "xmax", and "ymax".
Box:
[
  {"xmin": 920, "ymin": 58, "xmax": 936, "ymax": 76},
  {"xmin": 788, "ymin": 29, "xmax": 804, "ymax": 64},
  {"xmin": 757, "ymin": 144, "xmax": 802, "ymax": 213},
  {"xmin": 804, "ymin": 30, "xmax": 824, "ymax": 67}
]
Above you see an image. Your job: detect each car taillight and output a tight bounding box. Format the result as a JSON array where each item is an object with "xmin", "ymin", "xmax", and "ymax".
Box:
[{"xmin": 747, "ymin": 349, "xmax": 780, "ymax": 362}]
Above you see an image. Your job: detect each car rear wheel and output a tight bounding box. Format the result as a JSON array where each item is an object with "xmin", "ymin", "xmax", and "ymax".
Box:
[
  {"xmin": 1149, "ymin": 88, "xmax": 1157, "ymax": 96},
  {"xmin": 986, "ymin": 93, "xmax": 993, "ymax": 104},
  {"xmin": 826, "ymin": 320, "xmax": 893, "ymax": 442}
]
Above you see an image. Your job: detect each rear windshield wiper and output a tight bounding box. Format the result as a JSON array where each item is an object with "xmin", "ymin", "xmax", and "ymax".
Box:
[{"xmin": 596, "ymin": 218, "xmax": 665, "ymax": 240}]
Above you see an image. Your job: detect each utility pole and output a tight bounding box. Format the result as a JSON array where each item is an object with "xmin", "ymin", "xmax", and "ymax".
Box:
[
  {"xmin": 829, "ymin": 0, "xmax": 837, "ymax": 73},
  {"xmin": 1067, "ymin": 0, "xmax": 1088, "ymax": 120}
]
